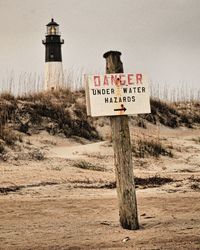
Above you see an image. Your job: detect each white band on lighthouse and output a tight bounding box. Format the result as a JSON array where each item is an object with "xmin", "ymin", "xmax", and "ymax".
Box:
[{"xmin": 44, "ymin": 62, "xmax": 64, "ymax": 90}]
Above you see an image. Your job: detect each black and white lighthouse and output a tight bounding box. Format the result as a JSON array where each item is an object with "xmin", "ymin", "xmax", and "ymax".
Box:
[{"xmin": 42, "ymin": 18, "xmax": 64, "ymax": 90}]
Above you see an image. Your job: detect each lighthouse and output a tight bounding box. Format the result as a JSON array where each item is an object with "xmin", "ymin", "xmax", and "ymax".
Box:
[{"xmin": 42, "ymin": 18, "xmax": 64, "ymax": 90}]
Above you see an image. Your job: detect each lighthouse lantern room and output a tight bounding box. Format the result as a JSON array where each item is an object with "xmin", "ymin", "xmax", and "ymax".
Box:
[{"xmin": 42, "ymin": 18, "xmax": 64, "ymax": 90}]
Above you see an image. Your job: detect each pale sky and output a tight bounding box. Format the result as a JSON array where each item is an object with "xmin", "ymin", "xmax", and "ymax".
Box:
[{"xmin": 0, "ymin": 0, "xmax": 200, "ymax": 90}]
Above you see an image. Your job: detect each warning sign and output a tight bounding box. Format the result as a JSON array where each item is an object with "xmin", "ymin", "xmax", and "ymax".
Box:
[{"xmin": 85, "ymin": 73, "xmax": 151, "ymax": 117}]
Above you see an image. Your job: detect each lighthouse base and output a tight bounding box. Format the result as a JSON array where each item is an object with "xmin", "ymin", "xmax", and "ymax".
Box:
[{"xmin": 44, "ymin": 62, "xmax": 64, "ymax": 90}]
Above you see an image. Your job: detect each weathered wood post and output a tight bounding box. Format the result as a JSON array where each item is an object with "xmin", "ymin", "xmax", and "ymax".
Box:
[{"xmin": 103, "ymin": 51, "xmax": 139, "ymax": 230}]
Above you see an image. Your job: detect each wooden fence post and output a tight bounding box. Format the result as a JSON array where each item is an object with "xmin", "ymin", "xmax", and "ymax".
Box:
[{"xmin": 103, "ymin": 51, "xmax": 139, "ymax": 230}]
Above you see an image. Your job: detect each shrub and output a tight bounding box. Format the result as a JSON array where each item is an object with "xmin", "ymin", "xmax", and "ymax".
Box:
[
  {"xmin": 14, "ymin": 89, "xmax": 100, "ymax": 140},
  {"xmin": 30, "ymin": 149, "xmax": 45, "ymax": 160},
  {"xmin": 135, "ymin": 175, "xmax": 173, "ymax": 188},
  {"xmin": 0, "ymin": 92, "xmax": 15, "ymax": 101},
  {"xmin": 0, "ymin": 128, "xmax": 18, "ymax": 146},
  {"xmin": 140, "ymin": 98, "xmax": 197, "ymax": 128},
  {"xmin": 132, "ymin": 138, "xmax": 173, "ymax": 158},
  {"xmin": 72, "ymin": 175, "xmax": 174, "ymax": 189},
  {"xmin": 0, "ymin": 143, "xmax": 5, "ymax": 154},
  {"xmin": 150, "ymin": 99, "xmax": 180, "ymax": 127},
  {"xmin": 191, "ymin": 183, "xmax": 200, "ymax": 190},
  {"xmin": 73, "ymin": 160, "xmax": 105, "ymax": 171},
  {"xmin": 192, "ymin": 137, "xmax": 200, "ymax": 144}
]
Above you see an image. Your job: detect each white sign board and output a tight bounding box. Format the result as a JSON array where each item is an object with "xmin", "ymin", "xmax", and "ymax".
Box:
[{"xmin": 85, "ymin": 73, "xmax": 151, "ymax": 117}]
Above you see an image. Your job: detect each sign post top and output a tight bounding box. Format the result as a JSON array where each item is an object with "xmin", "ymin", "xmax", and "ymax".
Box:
[{"xmin": 103, "ymin": 51, "xmax": 121, "ymax": 58}]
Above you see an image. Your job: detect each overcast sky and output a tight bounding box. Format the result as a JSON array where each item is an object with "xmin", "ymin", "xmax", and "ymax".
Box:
[{"xmin": 0, "ymin": 0, "xmax": 200, "ymax": 89}]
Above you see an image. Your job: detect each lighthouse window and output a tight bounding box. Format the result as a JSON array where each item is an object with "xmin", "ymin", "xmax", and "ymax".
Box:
[{"xmin": 50, "ymin": 26, "xmax": 56, "ymax": 35}]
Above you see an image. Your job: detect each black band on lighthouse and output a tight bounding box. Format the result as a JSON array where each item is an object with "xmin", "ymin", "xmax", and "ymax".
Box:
[{"xmin": 42, "ymin": 19, "xmax": 64, "ymax": 62}]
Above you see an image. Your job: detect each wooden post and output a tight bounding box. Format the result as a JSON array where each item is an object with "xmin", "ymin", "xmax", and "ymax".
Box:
[{"xmin": 103, "ymin": 51, "xmax": 139, "ymax": 230}]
